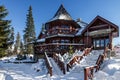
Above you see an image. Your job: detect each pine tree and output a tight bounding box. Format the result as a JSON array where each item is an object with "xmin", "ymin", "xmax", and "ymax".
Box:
[
  {"xmin": 20, "ymin": 41, "xmax": 24, "ymax": 54},
  {"xmin": 7, "ymin": 27, "xmax": 14, "ymax": 48},
  {"xmin": 14, "ymin": 32, "xmax": 21, "ymax": 54},
  {"xmin": 9, "ymin": 27, "xmax": 14, "ymax": 42},
  {"xmin": 23, "ymin": 6, "xmax": 36, "ymax": 54},
  {"xmin": 0, "ymin": 5, "xmax": 11, "ymax": 57},
  {"xmin": 7, "ymin": 27, "xmax": 14, "ymax": 56}
]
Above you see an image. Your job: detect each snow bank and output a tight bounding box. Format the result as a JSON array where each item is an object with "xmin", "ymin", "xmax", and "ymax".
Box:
[
  {"xmin": 0, "ymin": 57, "xmax": 48, "ymax": 80},
  {"xmin": 94, "ymin": 71, "xmax": 120, "ymax": 80},
  {"xmin": 94, "ymin": 71, "xmax": 109, "ymax": 80},
  {"xmin": 94, "ymin": 59, "xmax": 120, "ymax": 80},
  {"xmin": 0, "ymin": 73, "xmax": 5, "ymax": 80}
]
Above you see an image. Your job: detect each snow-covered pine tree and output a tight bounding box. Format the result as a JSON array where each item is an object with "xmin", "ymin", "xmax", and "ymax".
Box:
[
  {"xmin": 9, "ymin": 27, "xmax": 14, "ymax": 43},
  {"xmin": 0, "ymin": 5, "xmax": 11, "ymax": 57},
  {"xmin": 20, "ymin": 41, "xmax": 24, "ymax": 54},
  {"xmin": 23, "ymin": 6, "xmax": 36, "ymax": 54},
  {"xmin": 7, "ymin": 27, "xmax": 15, "ymax": 56},
  {"xmin": 14, "ymin": 32, "xmax": 21, "ymax": 54}
]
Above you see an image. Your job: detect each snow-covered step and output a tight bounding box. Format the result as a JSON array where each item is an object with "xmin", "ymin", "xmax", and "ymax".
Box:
[
  {"xmin": 79, "ymin": 50, "xmax": 104, "ymax": 66},
  {"xmin": 70, "ymin": 64, "xmax": 84, "ymax": 73},
  {"xmin": 49, "ymin": 57, "xmax": 63, "ymax": 77}
]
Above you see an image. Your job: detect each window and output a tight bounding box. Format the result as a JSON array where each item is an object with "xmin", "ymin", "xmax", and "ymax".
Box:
[
  {"xmin": 65, "ymin": 40, "xmax": 70, "ymax": 43},
  {"xmin": 60, "ymin": 45, "xmax": 68, "ymax": 49},
  {"xmin": 93, "ymin": 40, "xmax": 96, "ymax": 47},
  {"xmin": 52, "ymin": 40, "xmax": 59, "ymax": 43},
  {"xmin": 101, "ymin": 39, "xmax": 104, "ymax": 47},
  {"xmin": 61, "ymin": 40, "xmax": 65, "ymax": 43},
  {"xmin": 45, "ymin": 24, "xmax": 49, "ymax": 30},
  {"xmin": 105, "ymin": 39, "xmax": 109, "ymax": 46},
  {"xmin": 96, "ymin": 40, "xmax": 100, "ymax": 47}
]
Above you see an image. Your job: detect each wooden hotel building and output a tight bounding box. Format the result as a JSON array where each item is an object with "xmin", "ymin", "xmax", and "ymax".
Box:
[{"xmin": 34, "ymin": 5, "xmax": 119, "ymax": 56}]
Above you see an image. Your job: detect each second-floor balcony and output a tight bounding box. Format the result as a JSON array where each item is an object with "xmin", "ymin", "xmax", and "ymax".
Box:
[{"xmin": 46, "ymin": 28, "xmax": 78, "ymax": 38}]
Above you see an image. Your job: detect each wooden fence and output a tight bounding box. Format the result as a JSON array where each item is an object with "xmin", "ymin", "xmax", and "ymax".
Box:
[{"xmin": 44, "ymin": 52, "xmax": 52, "ymax": 76}]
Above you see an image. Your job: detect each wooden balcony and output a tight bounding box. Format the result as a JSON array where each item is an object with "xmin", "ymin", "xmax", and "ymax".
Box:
[{"xmin": 46, "ymin": 28, "xmax": 77, "ymax": 37}]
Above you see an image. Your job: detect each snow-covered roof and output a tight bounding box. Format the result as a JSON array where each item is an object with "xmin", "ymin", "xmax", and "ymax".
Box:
[
  {"xmin": 76, "ymin": 21, "xmax": 88, "ymax": 36},
  {"xmin": 36, "ymin": 38, "xmax": 45, "ymax": 42},
  {"xmin": 76, "ymin": 27, "xmax": 85, "ymax": 36},
  {"xmin": 50, "ymin": 4, "xmax": 72, "ymax": 21}
]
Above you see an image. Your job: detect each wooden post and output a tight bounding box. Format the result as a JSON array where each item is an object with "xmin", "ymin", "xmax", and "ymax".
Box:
[
  {"xmin": 49, "ymin": 67, "xmax": 52, "ymax": 76},
  {"xmin": 108, "ymin": 25, "xmax": 113, "ymax": 50},
  {"xmin": 109, "ymin": 33, "xmax": 113, "ymax": 50},
  {"xmin": 84, "ymin": 68, "xmax": 88, "ymax": 80},
  {"xmin": 63, "ymin": 62, "xmax": 66, "ymax": 74},
  {"xmin": 67, "ymin": 64, "xmax": 69, "ymax": 72}
]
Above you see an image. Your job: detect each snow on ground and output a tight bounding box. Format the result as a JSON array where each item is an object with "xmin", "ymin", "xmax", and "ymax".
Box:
[
  {"xmin": 0, "ymin": 49, "xmax": 120, "ymax": 80},
  {"xmin": 0, "ymin": 55, "xmax": 34, "ymax": 63},
  {"xmin": 0, "ymin": 56, "xmax": 48, "ymax": 80},
  {"xmin": 94, "ymin": 58, "xmax": 120, "ymax": 80},
  {"xmin": 0, "ymin": 55, "xmax": 85, "ymax": 80},
  {"xmin": 49, "ymin": 58, "xmax": 63, "ymax": 79},
  {"xmin": 114, "ymin": 45, "xmax": 120, "ymax": 58},
  {"xmin": 49, "ymin": 57, "xmax": 84, "ymax": 80}
]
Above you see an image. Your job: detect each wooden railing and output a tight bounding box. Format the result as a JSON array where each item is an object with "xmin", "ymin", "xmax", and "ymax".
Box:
[
  {"xmin": 53, "ymin": 54, "xmax": 66, "ymax": 74},
  {"xmin": 67, "ymin": 55, "xmax": 82, "ymax": 71},
  {"xmin": 84, "ymin": 47, "xmax": 108, "ymax": 80},
  {"xmin": 44, "ymin": 52, "xmax": 52, "ymax": 76},
  {"xmin": 95, "ymin": 54, "xmax": 104, "ymax": 72},
  {"xmin": 67, "ymin": 46, "xmax": 93, "ymax": 72},
  {"xmin": 84, "ymin": 66, "xmax": 97, "ymax": 80}
]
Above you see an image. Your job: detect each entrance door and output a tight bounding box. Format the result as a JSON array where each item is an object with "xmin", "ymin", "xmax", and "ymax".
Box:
[{"xmin": 93, "ymin": 38, "xmax": 109, "ymax": 49}]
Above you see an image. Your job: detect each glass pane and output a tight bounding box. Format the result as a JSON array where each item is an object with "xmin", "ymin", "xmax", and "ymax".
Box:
[
  {"xmin": 96, "ymin": 40, "xmax": 100, "ymax": 47},
  {"xmin": 105, "ymin": 39, "xmax": 109, "ymax": 46},
  {"xmin": 101, "ymin": 39, "xmax": 104, "ymax": 47},
  {"xmin": 93, "ymin": 40, "xmax": 96, "ymax": 47}
]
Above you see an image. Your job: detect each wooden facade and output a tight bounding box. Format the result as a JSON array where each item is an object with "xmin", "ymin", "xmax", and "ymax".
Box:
[
  {"xmin": 34, "ymin": 5, "xmax": 119, "ymax": 56},
  {"xmin": 82, "ymin": 16, "xmax": 119, "ymax": 49}
]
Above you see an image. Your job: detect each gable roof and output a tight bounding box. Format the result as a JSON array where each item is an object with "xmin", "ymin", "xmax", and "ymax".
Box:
[
  {"xmin": 50, "ymin": 4, "xmax": 72, "ymax": 21},
  {"xmin": 81, "ymin": 15, "xmax": 119, "ymax": 34}
]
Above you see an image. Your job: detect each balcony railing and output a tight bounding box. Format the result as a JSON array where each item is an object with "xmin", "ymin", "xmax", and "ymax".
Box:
[{"xmin": 47, "ymin": 28, "xmax": 77, "ymax": 37}]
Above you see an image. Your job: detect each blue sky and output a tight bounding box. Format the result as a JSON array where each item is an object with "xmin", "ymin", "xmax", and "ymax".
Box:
[{"xmin": 0, "ymin": 0, "xmax": 120, "ymax": 45}]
